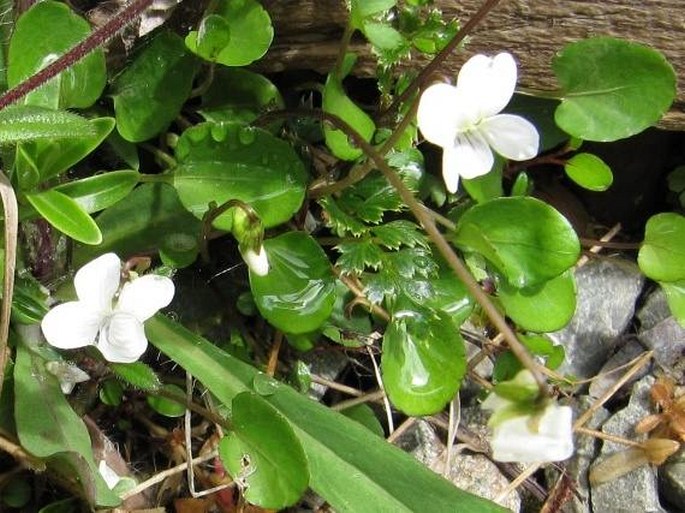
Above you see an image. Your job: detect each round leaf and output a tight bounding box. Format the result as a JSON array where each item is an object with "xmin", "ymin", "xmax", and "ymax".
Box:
[
  {"xmin": 173, "ymin": 123, "xmax": 307, "ymax": 230},
  {"xmin": 185, "ymin": 0, "xmax": 273, "ymax": 66},
  {"xmin": 553, "ymin": 37, "xmax": 676, "ymax": 141},
  {"xmin": 146, "ymin": 384, "xmax": 186, "ymax": 417},
  {"xmin": 564, "ymin": 153, "xmax": 613, "ymax": 191},
  {"xmin": 7, "ymin": 0, "xmax": 106, "ymax": 109},
  {"xmin": 638, "ymin": 213, "xmax": 685, "ymax": 282},
  {"xmin": 112, "ymin": 31, "xmax": 198, "ymax": 142},
  {"xmin": 453, "ymin": 197, "xmax": 580, "ymax": 288},
  {"xmin": 26, "ymin": 189, "xmax": 102, "ymax": 245},
  {"xmin": 660, "ymin": 281, "xmax": 685, "ymax": 327},
  {"xmin": 250, "ymin": 232, "xmax": 336, "ymax": 334},
  {"xmin": 382, "ymin": 307, "xmax": 466, "ymax": 416},
  {"xmin": 219, "ymin": 392, "xmax": 308, "ymax": 509},
  {"xmin": 498, "ymin": 270, "xmax": 576, "ymax": 332}
]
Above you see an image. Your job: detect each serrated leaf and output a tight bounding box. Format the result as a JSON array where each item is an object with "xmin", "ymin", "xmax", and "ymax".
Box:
[
  {"xmin": 0, "ymin": 106, "xmax": 95, "ymax": 145},
  {"xmin": 564, "ymin": 153, "xmax": 613, "ymax": 191},
  {"xmin": 553, "ymin": 37, "xmax": 676, "ymax": 141},
  {"xmin": 319, "ymin": 196, "xmax": 368, "ymax": 236},
  {"xmin": 219, "ymin": 392, "xmax": 309, "ymax": 508},
  {"xmin": 26, "ymin": 189, "xmax": 102, "ymax": 245},
  {"xmin": 372, "ymin": 221, "xmax": 427, "ymax": 249},
  {"xmin": 337, "ymin": 173, "xmax": 405, "ymax": 224},
  {"xmin": 638, "ymin": 213, "xmax": 685, "ymax": 282},
  {"xmin": 336, "ymin": 239, "xmax": 384, "ymax": 273}
]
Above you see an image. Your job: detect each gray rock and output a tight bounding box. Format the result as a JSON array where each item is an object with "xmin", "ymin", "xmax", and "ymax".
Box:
[
  {"xmin": 639, "ymin": 316, "xmax": 685, "ymax": 382},
  {"xmin": 637, "ymin": 288, "xmax": 671, "ymax": 331},
  {"xmin": 394, "ymin": 419, "xmax": 444, "ymax": 466},
  {"xmin": 549, "ymin": 259, "xmax": 644, "ymax": 380},
  {"xmin": 588, "ymin": 336, "xmax": 650, "ymax": 400},
  {"xmin": 591, "ymin": 376, "xmax": 665, "ymax": 513},
  {"xmin": 660, "ymin": 446, "xmax": 685, "ymax": 512},
  {"xmin": 300, "ymin": 349, "xmax": 349, "ymax": 400}
]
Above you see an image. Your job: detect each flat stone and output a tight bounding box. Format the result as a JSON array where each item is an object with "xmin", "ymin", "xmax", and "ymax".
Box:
[
  {"xmin": 549, "ymin": 259, "xmax": 644, "ymax": 380},
  {"xmin": 639, "ymin": 316, "xmax": 685, "ymax": 382},
  {"xmin": 588, "ymin": 336, "xmax": 650, "ymax": 400},
  {"xmin": 591, "ymin": 376, "xmax": 665, "ymax": 513},
  {"xmin": 637, "ymin": 288, "xmax": 671, "ymax": 331},
  {"xmin": 660, "ymin": 447, "xmax": 685, "ymax": 511}
]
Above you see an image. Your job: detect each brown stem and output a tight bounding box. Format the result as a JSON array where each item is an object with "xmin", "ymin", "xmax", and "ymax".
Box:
[
  {"xmin": 0, "ymin": 0, "xmax": 155, "ymax": 110},
  {"xmin": 579, "ymin": 238, "xmax": 641, "ymax": 250}
]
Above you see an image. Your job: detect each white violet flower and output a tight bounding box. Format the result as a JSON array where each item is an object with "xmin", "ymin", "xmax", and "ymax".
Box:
[
  {"xmin": 41, "ymin": 253, "xmax": 175, "ymax": 364},
  {"xmin": 482, "ymin": 371, "xmax": 574, "ymax": 463},
  {"xmin": 45, "ymin": 360, "xmax": 90, "ymax": 394},
  {"xmin": 242, "ymin": 246, "xmax": 270, "ymax": 276},
  {"xmin": 417, "ymin": 52, "xmax": 539, "ymax": 192},
  {"xmin": 98, "ymin": 460, "xmax": 121, "ymax": 490}
]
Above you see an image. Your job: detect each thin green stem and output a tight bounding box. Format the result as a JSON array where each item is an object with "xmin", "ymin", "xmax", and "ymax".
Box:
[
  {"xmin": 138, "ymin": 173, "xmax": 173, "ymax": 184},
  {"xmin": 333, "ymin": 22, "xmax": 355, "ymax": 78},
  {"xmin": 515, "ymin": 86, "xmax": 565, "ymax": 100},
  {"xmin": 140, "ymin": 143, "xmax": 177, "ymax": 169}
]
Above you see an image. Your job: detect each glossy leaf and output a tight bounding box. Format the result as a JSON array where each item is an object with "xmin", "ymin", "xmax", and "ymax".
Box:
[
  {"xmin": 112, "ymin": 31, "xmax": 198, "ymax": 142},
  {"xmin": 638, "ymin": 213, "xmax": 685, "ymax": 282},
  {"xmin": 173, "ymin": 123, "xmax": 307, "ymax": 230},
  {"xmin": 185, "ymin": 0, "xmax": 273, "ymax": 66},
  {"xmin": 339, "ymin": 404, "xmax": 384, "ymax": 437},
  {"xmin": 250, "ymin": 232, "xmax": 336, "ymax": 334},
  {"xmin": 350, "ymin": 0, "xmax": 396, "ymax": 28},
  {"xmin": 506, "ymin": 94, "xmax": 568, "ymax": 152},
  {"xmin": 73, "ymin": 183, "xmax": 201, "ymax": 267},
  {"xmin": 498, "ymin": 270, "xmax": 576, "ymax": 332},
  {"xmin": 323, "ymin": 73, "xmax": 376, "ymax": 160},
  {"xmin": 0, "ymin": 106, "xmax": 95, "ymax": 146},
  {"xmin": 200, "ymin": 68, "xmax": 284, "ymax": 124},
  {"xmin": 7, "ymin": 0, "xmax": 106, "ymax": 109},
  {"xmin": 453, "ymin": 197, "xmax": 580, "ymax": 288},
  {"xmin": 26, "ymin": 189, "xmax": 102, "ymax": 245},
  {"xmin": 553, "ymin": 37, "xmax": 676, "ymax": 141},
  {"xmin": 14, "ymin": 342, "xmax": 120, "ymax": 507},
  {"xmin": 147, "ymin": 384, "xmax": 186, "ymax": 417},
  {"xmin": 52, "ymin": 170, "xmax": 140, "ymax": 214},
  {"xmin": 110, "ymin": 361, "xmax": 161, "ymax": 391},
  {"xmin": 660, "ymin": 281, "xmax": 685, "ymax": 327},
  {"xmin": 219, "ymin": 392, "xmax": 309, "ymax": 508},
  {"xmin": 146, "ymin": 315, "xmax": 506, "ymax": 513},
  {"xmin": 564, "ymin": 153, "xmax": 613, "ymax": 191},
  {"xmin": 382, "ymin": 305, "xmax": 466, "ymax": 416}
]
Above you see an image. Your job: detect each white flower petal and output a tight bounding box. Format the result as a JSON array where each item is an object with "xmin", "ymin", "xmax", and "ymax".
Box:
[
  {"xmin": 41, "ymin": 302, "xmax": 103, "ymax": 349},
  {"xmin": 479, "ymin": 114, "xmax": 540, "ymax": 161},
  {"xmin": 457, "ymin": 53, "xmax": 517, "ymax": 118},
  {"xmin": 98, "ymin": 460, "xmax": 121, "ymax": 490},
  {"xmin": 417, "ymin": 83, "xmax": 474, "ymax": 148},
  {"xmin": 98, "ymin": 312, "xmax": 148, "ymax": 363},
  {"xmin": 74, "ymin": 253, "xmax": 121, "ymax": 312},
  {"xmin": 490, "ymin": 404, "xmax": 574, "ymax": 462},
  {"xmin": 45, "ymin": 361, "xmax": 90, "ymax": 394},
  {"xmin": 446, "ymin": 131, "xmax": 494, "ymax": 182},
  {"xmin": 117, "ymin": 275, "xmax": 175, "ymax": 322},
  {"xmin": 243, "ymin": 246, "xmax": 270, "ymax": 276}
]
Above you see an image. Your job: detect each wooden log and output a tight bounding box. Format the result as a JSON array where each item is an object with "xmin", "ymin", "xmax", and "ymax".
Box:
[{"xmin": 258, "ymin": 0, "xmax": 685, "ymax": 130}]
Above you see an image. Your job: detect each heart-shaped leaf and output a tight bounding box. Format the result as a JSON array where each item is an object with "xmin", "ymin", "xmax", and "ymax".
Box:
[
  {"xmin": 498, "ymin": 270, "xmax": 576, "ymax": 332},
  {"xmin": 553, "ymin": 37, "xmax": 676, "ymax": 141},
  {"xmin": 453, "ymin": 197, "xmax": 580, "ymax": 288},
  {"xmin": 639, "ymin": 212, "xmax": 685, "ymax": 282},
  {"xmin": 219, "ymin": 392, "xmax": 309, "ymax": 509},
  {"xmin": 7, "ymin": 0, "xmax": 106, "ymax": 109},
  {"xmin": 382, "ymin": 304, "xmax": 466, "ymax": 416},
  {"xmin": 173, "ymin": 123, "xmax": 307, "ymax": 230},
  {"xmin": 112, "ymin": 31, "xmax": 198, "ymax": 142},
  {"xmin": 250, "ymin": 232, "xmax": 336, "ymax": 334}
]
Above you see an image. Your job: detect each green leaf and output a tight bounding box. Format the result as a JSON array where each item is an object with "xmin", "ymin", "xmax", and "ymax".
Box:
[
  {"xmin": 506, "ymin": 94, "xmax": 568, "ymax": 152},
  {"xmin": 323, "ymin": 73, "xmax": 376, "ymax": 160},
  {"xmin": 11, "ymin": 274, "xmax": 49, "ymax": 324},
  {"xmin": 0, "ymin": 106, "xmax": 95, "ymax": 146},
  {"xmin": 173, "ymin": 123, "xmax": 307, "ymax": 230},
  {"xmin": 219, "ymin": 392, "xmax": 309, "ymax": 508},
  {"xmin": 336, "ymin": 239, "xmax": 384, "ymax": 273},
  {"xmin": 73, "ymin": 183, "xmax": 201, "ymax": 267},
  {"xmin": 146, "ymin": 315, "xmax": 507, "ymax": 513},
  {"xmin": 638, "ymin": 213, "xmax": 685, "ymax": 282},
  {"xmin": 110, "ymin": 361, "xmax": 161, "ymax": 391},
  {"xmin": 250, "ymin": 232, "xmax": 336, "ymax": 334},
  {"xmin": 371, "ymin": 221, "xmax": 427, "ymax": 250},
  {"xmin": 453, "ymin": 197, "xmax": 580, "ymax": 288},
  {"xmin": 52, "ymin": 170, "xmax": 140, "ymax": 214},
  {"xmin": 186, "ymin": 0, "xmax": 273, "ymax": 66},
  {"xmin": 147, "ymin": 384, "xmax": 186, "ymax": 417},
  {"xmin": 14, "ymin": 342, "xmax": 120, "ymax": 507},
  {"xmin": 553, "ymin": 37, "xmax": 676, "ymax": 142},
  {"xmin": 112, "ymin": 31, "xmax": 198, "ymax": 142},
  {"xmin": 564, "ymin": 153, "xmax": 613, "ymax": 191},
  {"xmin": 26, "ymin": 189, "xmax": 102, "ymax": 245},
  {"xmin": 15, "ymin": 117, "xmax": 115, "ymax": 185},
  {"xmin": 510, "ymin": 172, "xmax": 531, "ymax": 196},
  {"xmin": 7, "ymin": 0, "xmax": 106, "ymax": 109},
  {"xmin": 362, "ymin": 22, "xmax": 405, "ymax": 51},
  {"xmin": 660, "ymin": 281, "xmax": 685, "ymax": 327},
  {"xmin": 99, "ymin": 379, "xmax": 123, "ymax": 407},
  {"xmin": 382, "ymin": 304, "xmax": 466, "ymax": 416},
  {"xmin": 200, "ymin": 68, "xmax": 284, "ymax": 124},
  {"xmin": 498, "ymin": 270, "xmax": 576, "ymax": 332},
  {"xmin": 462, "ymin": 157, "xmax": 503, "ymax": 203},
  {"xmin": 339, "ymin": 404, "xmax": 384, "ymax": 437},
  {"xmin": 350, "ymin": 0, "xmax": 396, "ymax": 28}
]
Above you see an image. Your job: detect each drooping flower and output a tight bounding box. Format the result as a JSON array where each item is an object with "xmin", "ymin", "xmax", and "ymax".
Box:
[
  {"xmin": 45, "ymin": 360, "xmax": 90, "ymax": 394},
  {"xmin": 482, "ymin": 370, "xmax": 574, "ymax": 463},
  {"xmin": 241, "ymin": 245, "xmax": 270, "ymax": 276},
  {"xmin": 41, "ymin": 253, "xmax": 175, "ymax": 364},
  {"xmin": 417, "ymin": 52, "xmax": 539, "ymax": 192}
]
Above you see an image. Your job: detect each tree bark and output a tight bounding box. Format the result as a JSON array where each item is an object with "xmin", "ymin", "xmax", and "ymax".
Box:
[{"xmin": 258, "ymin": 0, "xmax": 685, "ymax": 130}]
